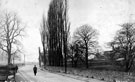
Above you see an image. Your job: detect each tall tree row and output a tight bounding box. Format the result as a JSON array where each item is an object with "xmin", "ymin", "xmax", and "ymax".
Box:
[{"xmin": 40, "ymin": 0, "xmax": 70, "ymax": 66}]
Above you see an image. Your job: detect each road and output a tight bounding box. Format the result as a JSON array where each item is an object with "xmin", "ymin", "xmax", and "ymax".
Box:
[{"xmin": 15, "ymin": 64, "xmax": 105, "ymax": 82}]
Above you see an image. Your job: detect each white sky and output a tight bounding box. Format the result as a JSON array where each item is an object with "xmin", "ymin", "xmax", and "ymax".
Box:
[{"xmin": 1, "ymin": 0, "xmax": 135, "ymax": 62}]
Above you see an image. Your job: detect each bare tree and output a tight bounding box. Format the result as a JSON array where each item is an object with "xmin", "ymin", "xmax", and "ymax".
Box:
[
  {"xmin": 109, "ymin": 23, "xmax": 135, "ymax": 72},
  {"xmin": 0, "ymin": 12, "xmax": 25, "ymax": 65},
  {"xmin": 73, "ymin": 24, "xmax": 98, "ymax": 68},
  {"xmin": 69, "ymin": 40, "xmax": 85, "ymax": 67}
]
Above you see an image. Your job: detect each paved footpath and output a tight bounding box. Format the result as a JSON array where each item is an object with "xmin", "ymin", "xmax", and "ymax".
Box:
[{"xmin": 15, "ymin": 64, "xmax": 105, "ymax": 82}]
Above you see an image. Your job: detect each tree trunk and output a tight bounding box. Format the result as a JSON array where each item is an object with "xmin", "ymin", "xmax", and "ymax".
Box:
[
  {"xmin": 63, "ymin": 37, "xmax": 67, "ymax": 73},
  {"xmin": 8, "ymin": 52, "xmax": 11, "ymax": 65},
  {"xmin": 72, "ymin": 57, "xmax": 74, "ymax": 67},
  {"xmin": 85, "ymin": 42, "xmax": 89, "ymax": 68},
  {"xmin": 125, "ymin": 59, "xmax": 133, "ymax": 72},
  {"xmin": 38, "ymin": 47, "xmax": 41, "ymax": 67},
  {"xmin": 125, "ymin": 62, "xmax": 130, "ymax": 72},
  {"xmin": 43, "ymin": 46, "xmax": 46, "ymax": 66},
  {"xmin": 74, "ymin": 58, "xmax": 78, "ymax": 67}
]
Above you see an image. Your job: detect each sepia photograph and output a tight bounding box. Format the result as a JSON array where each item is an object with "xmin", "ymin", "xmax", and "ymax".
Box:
[{"xmin": 0, "ymin": 0, "xmax": 135, "ymax": 82}]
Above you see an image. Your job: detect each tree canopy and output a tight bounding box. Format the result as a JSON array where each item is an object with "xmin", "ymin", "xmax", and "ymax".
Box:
[{"xmin": 109, "ymin": 23, "xmax": 135, "ymax": 72}]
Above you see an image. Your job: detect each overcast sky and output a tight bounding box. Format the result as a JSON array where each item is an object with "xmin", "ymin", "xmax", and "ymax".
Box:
[{"xmin": 1, "ymin": 0, "xmax": 135, "ymax": 62}]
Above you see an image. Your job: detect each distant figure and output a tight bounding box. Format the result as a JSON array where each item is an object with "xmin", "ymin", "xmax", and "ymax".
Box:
[
  {"xmin": 16, "ymin": 65, "xmax": 18, "ymax": 73},
  {"xmin": 33, "ymin": 65, "xmax": 37, "ymax": 76}
]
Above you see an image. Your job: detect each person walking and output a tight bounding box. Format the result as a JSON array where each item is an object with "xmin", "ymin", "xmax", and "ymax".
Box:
[
  {"xmin": 16, "ymin": 65, "xmax": 18, "ymax": 73},
  {"xmin": 33, "ymin": 65, "xmax": 37, "ymax": 76}
]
